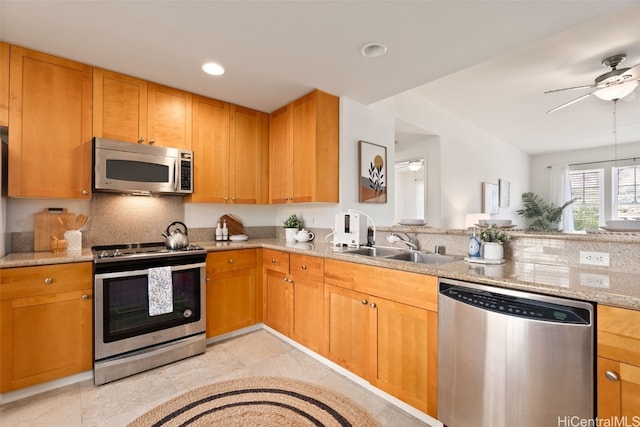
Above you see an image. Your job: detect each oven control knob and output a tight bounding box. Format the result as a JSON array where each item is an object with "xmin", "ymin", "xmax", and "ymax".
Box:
[
  {"xmin": 99, "ymin": 250, "xmax": 109, "ymax": 258},
  {"xmin": 113, "ymin": 249, "xmax": 122, "ymax": 257},
  {"xmin": 183, "ymin": 309, "xmax": 193, "ymax": 318}
]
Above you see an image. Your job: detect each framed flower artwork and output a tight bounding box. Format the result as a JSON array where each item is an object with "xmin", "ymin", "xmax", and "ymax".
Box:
[{"xmin": 359, "ymin": 140, "xmax": 387, "ymax": 203}]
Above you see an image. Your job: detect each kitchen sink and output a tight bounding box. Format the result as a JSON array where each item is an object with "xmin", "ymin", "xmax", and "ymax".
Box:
[
  {"xmin": 385, "ymin": 251, "xmax": 462, "ymax": 265},
  {"xmin": 338, "ymin": 246, "xmax": 462, "ymax": 265}
]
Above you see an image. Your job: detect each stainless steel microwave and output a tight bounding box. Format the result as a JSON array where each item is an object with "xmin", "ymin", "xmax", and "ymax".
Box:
[{"xmin": 93, "ymin": 137, "xmax": 193, "ymax": 195}]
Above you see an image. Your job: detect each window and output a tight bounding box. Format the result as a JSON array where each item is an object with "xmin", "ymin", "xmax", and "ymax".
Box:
[
  {"xmin": 569, "ymin": 169, "xmax": 603, "ymax": 230},
  {"xmin": 615, "ymin": 165, "xmax": 640, "ymax": 220}
]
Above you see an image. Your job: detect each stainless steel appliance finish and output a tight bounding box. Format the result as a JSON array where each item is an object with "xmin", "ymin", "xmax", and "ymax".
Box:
[
  {"xmin": 93, "ymin": 137, "xmax": 193, "ymax": 195},
  {"xmin": 438, "ymin": 278, "xmax": 594, "ymax": 427},
  {"xmin": 93, "ymin": 243, "xmax": 206, "ymax": 385}
]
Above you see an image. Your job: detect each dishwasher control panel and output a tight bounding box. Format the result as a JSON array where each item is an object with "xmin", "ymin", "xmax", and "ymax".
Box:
[{"xmin": 440, "ymin": 285, "xmax": 591, "ymax": 324}]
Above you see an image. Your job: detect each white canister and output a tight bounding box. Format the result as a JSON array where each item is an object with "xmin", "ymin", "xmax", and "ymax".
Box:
[
  {"xmin": 482, "ymin": 242, "xmax": 504, "ymax": 260},
  {"xmin": 64, "ymin": 230, "xmax": 82, "ymax": 251}
]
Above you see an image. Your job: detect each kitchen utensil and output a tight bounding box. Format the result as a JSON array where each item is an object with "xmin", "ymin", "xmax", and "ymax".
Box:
[
  {"xmin": 295, "ymin": 229, "xmax": 315, "ymax": 242},
  {"xmin": 162, "ymin": 221, "xmax": 190, "ymax": 249},
  {"xmin": 75, "ymin": 214, "xmax": 89, "ymax": 229},
  {"xmin": 34, "ymin": 208, "xmax": 76, "ymax": 251},
  {"xmin": 219, "ymin": 214, "xmax": 244, "ymax": 235}
]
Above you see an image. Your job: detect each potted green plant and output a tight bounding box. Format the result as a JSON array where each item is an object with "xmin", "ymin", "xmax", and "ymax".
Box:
[
  {"xmin": 283, "ymin": 214, "xmax": 303, "ymax": 242},
  {"xmin": 479, "ymin": 225, "xmax": 510, "ymax": 260},
  {"xmin": 516, "ymin": 192, "xmax": 575, "ymax": 231}
]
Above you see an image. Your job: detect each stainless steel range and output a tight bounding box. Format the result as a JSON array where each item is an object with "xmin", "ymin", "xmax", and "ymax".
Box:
[{"xmin": 93, "ymin": 242, "xmax": 207, "ymax": 385}]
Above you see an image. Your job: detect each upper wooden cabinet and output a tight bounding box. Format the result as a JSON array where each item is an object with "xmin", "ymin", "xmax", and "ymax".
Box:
[
  {"xmin": 0, "ymin": 42, "xmax": 9, "ymax": 126},
  {"xmin": 93, "ymin": 69, "xmax": 192, "ymax": 149},
  {"xmin": 8, "ymin": 46, "xmax": 92, "ymax": 199},
  {"xmin": 269, "ymin": 89, "xmax": 339, "ymax": 204},
  {"xmin": 188, "ymin": 96, "xmax": 267, "ymax": 203}
]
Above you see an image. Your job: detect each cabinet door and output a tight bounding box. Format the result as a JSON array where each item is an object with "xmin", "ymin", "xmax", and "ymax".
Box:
[
  {"xmin": 0, "ymin": 289, "xmax": 92, "ymax": 392},
  {"xmin": 264, "ymin": 268, "xmax": 291, "ymax": 335},
  {"xmin": 0, "ymin": 42, "xmax": 9, "ymax": 126},
  {"xmin": 598, "ymin": 356, "xmax": 640, "ymax": 419},
  {"xmin": 147, "ymin": 82, "xmax": 192, "ymax": 149},
  {"xmin": 206, "ymin": 250, "xmax": 257, "ymax": 337},
  {"xmin": 269, "ymin": 104, "xmax": 293, "ymax": 204},
  {"xmin": 371, "ymin": 296, "xmax": 436, "ymax": 415},
  {"xmin": 230, "ymin": 105, "xmax": 268, "ymax": 204},
  {"xmin": 189, "ymin": 95, "xmax": 230, "ymax": 203},
  {"xmin": 8, "ymin": 46, "xmax": 92, "ymax": 199},
  {"xmin": 290, "ymin": 254, "xmax": 324, "ymax": 353},
  {"xmin": 93, "ymin": 68, "xmax": 147, "ymax": 143},
  {"xmin": 291, "ymin": 92, "xmax": 316, "ymax": 202},
  {"xmin": 324, "ymin": 283, "xmax": 370, "ymax": 378}
]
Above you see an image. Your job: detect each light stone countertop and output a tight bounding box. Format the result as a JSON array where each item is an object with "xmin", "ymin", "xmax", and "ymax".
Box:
[{"xmin": 2, "ymin": 239, "xmax": 639, "ymax": 311}]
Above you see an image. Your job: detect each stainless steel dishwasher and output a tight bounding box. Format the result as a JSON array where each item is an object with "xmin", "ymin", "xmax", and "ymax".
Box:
[{"xmin": 438, "ymin": 278, "xmax": 594, "ymax": 427}]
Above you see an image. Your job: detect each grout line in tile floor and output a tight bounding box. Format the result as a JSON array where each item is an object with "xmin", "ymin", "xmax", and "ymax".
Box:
[{"xmin": 0, "ymin": 330, "xmax": 433, "ymax": 427}]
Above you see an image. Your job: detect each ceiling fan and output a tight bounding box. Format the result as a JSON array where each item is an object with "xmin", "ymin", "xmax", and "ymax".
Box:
[{"xmin": 546, "ymin": 53, "xmax": 640, "ymax": 113}]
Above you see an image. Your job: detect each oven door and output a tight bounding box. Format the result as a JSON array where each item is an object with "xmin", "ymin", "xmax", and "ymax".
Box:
[{"xmin": 94, "ymin": 261, "xmax": 206, "ymax": 361}]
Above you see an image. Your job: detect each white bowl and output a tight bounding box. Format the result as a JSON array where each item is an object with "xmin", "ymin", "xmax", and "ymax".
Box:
[
  {"xmin": 399, "ymin": 218, "xmax": 426, "ymax": 225},
  {"xmin": 479, "ymin": 219, "xmax": 512, "ymax": 226},
  {"xmin": 606, "ymin": 220, "xmax": 640, "ymax": 229}
]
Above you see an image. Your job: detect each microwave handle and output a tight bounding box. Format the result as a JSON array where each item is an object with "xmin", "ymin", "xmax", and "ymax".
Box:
[{"xmin": 174, "ymin": 159, "xmax": 179, "ymax": 191}]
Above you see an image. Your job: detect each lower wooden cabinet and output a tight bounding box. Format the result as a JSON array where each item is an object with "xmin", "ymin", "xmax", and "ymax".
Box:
[
  {"xmin": 262, "ymin": 249, "xmax": 324, "ymax": 353},
  {"xmin": 324, "ymin": 259, "xmax": 438, "ymax": 416},
  {"xmin": 0, "ymin": 262, "xmax": 93, "ymax": 393},
  {"xmin": 597, "ymin": 305, "xmax": 640, "ymax": 417},
  {"xmin": 205, "ymin": 250, "xmax": 258, "ymax": 338}
]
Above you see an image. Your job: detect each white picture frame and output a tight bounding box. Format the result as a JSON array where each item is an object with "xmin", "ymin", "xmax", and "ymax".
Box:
[
  {"xmin": 499, "ymin": 179, "xmax": 510, "ymax": 208},
  {"xmin": 482, "ymin": 182, "xmax": 499, "ymax": 214}
]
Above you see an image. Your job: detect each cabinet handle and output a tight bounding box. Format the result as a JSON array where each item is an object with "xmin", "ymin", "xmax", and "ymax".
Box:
[
  {"xmin": 271, "ymin": 259, "xmax": 277, "ymax": 263},
  {"xmin": 44, "ymin": 277, "xmax": 53, "ymax": 284},
  {"xmin": 82, "ymin": 294, "xmax": 89, "ymax": 300},
  {"xmin": 228, "ymin": 258, "xmax": 234, "ymax": 264},
  {"xmin": 231, "ymin": 197, "xmax": 236, "ymax": 202},
  {"xmin": 370, "ymin": 302, "xmax": 377, "ymax": 309},
  {"xmin": 224, "ymin": 196, "xmax": 228, "ymax": 202},
  {"xmin": 137, "ymin": 137, "xmax": 145, "ymax": 143},
  {"xmin": 149, "ymin": 138, "xmax": 155, "ymax": 144},
  {"xmin": 283, "ymin": 277, "xmax": 288, "ymax": 282},
  {"xmin": 301, "ymin": 265, "xmax": 307, "ymax": 270},
  {"xmin": 206, "ymin": 277, "xmax": 210, "ymax": 282},
  {"xmin": 82, "ymin": 189, "xmax": 89, "ymax": 195},
  {"xmin": 361, "ymin": 299, "xmax": 368, "ymax": 305},
  {"xmin": 605, "ymin": 370, "xmax": 619, "ymax": 381}
]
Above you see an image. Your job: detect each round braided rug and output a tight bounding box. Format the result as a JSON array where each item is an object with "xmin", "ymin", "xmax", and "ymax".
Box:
[{"xmin": 128, "ymin": 376, "xmax": 379, "ymax": 427}]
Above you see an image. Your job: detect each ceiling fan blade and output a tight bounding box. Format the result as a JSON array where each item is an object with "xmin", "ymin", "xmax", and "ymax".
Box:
[
  {"xmin": 546, "ymin": 92, "xmax": 594, "ymax": 114},
  {"xmin": 544, "ymin": 84, "xmax": 596, "ymax": 94}
]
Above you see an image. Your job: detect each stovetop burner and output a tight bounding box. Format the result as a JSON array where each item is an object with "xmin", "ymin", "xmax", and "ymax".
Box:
[{"xmin": 92, "ymin": 242, "xmax": 205, "ymax": 263}]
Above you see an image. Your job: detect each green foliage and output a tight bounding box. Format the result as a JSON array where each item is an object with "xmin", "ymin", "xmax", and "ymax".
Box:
[
  {"xmin": 479, "ymin": 225, "xmax": 510, "ymax": 244},
  {"xmin": 282, "ymin": 214, "xmax": 303, "ymax": 229},
  {"xmin": 516, "ymin": 192, "xmax": 575, "ymax": 231}
]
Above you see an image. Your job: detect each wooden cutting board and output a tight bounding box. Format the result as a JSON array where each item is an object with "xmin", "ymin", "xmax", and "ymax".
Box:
[
  {"xmin": 219, "ymin": 214, "xmax": 244, "ymax": 236},
  {"xmin": 34, "ymin": 208, "xmax": 77, "ymax": 251}
]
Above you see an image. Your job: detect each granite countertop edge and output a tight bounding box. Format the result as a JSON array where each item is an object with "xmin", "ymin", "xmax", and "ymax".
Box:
[{"xmin": 2, "ymin": 239, "xmax": 638, "ymax": 311}]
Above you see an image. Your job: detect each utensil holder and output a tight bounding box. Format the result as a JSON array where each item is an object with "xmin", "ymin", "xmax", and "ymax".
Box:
[{"xmin": 64, "ymin": 230, "xmax": 82, "ymax": 251}]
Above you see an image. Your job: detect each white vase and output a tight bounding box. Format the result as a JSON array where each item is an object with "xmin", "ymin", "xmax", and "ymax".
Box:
[
  {"xmin": 64, "ymin": 230, "xmax": 82, "ymax": 252},
  {"xmin": 285, "ymin": 228, "xmax": 298, "ymax": 242},
  {"xmin": 483, "ymin": 242, "xmax": 504, "ymax": 260}
]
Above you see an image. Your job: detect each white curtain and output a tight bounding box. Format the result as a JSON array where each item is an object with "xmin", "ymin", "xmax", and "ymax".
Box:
[{"xmin": 549, "ymin": 165, "xmax": 575, "ymax": 232}]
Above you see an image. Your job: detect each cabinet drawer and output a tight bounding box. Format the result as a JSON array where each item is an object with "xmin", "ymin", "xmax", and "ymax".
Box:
[
  {"xmin": 598, "ymin": 305, "xmax": 640, "ymax": 366},
  {"xmin": 207, "ymin": 249, "xmax": 256, "ymax": 274},
  {"xmin": 324, "ymin": 259, "xmax": 438, "ymax": 312},
  {"xmin": 290, "ymin": 254, "xmax": 324, "ymax": 282},
  {"xmin": 262, "ymin": 249, "xmax": 289, "ymax": 274},
  {"xmin": 0, "ymin": 262, "xmax": 92, "ymax": 300}
]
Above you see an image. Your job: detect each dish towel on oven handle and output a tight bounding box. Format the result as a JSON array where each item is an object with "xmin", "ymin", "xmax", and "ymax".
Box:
[{"xmin": 148, "ymin": 266, "xmax": 173, "ymax": 316}]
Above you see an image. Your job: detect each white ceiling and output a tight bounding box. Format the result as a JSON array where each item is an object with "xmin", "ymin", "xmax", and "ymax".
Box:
[{"xmin": 1, "ymin": 1, "xmax": 639, "ymax": 155}]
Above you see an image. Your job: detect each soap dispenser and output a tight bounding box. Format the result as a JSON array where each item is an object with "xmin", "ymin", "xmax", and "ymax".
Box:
[
  {"xmin": 215, "ymin": 221, "xmax": 222, "ymax": 241},
  {"xmin": 468, "ymin": 227, "xmax": 481, "ymax": 258}
]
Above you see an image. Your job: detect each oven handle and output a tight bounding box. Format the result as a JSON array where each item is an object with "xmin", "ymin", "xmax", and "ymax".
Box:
[{"xmin": 94, "ymin": 262, "xmax": 206, "ymax": 280}]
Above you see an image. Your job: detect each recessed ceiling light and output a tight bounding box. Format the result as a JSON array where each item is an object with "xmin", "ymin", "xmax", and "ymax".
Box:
[
  {"xmin": 361, "ymin": 43, "xmax": 387, "ymax": 58},
  {"xmin": 202, "ymin": 62, "xmax": 225, "ymax": 76}
]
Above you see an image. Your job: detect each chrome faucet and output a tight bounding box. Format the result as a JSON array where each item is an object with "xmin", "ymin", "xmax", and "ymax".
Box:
[{"xmin": 387, "ymin": 232, "xmax": 418, "ymax": 250}]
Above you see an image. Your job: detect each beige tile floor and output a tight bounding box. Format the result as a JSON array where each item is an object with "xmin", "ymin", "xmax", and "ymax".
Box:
[{"xmin": 0, "ymin": 330, "xmax": 433, "ymax": 426}]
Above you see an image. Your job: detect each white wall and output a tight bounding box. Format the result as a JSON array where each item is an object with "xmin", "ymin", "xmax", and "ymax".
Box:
[{"xmin": 374, "ymin": 91, "xmax": 530, "ymax": 229}]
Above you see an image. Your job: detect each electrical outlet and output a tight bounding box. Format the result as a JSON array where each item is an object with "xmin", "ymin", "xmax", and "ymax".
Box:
[
  {"xmin": 579, "ymin": 251, "xmax": 610, "ymax": 267},
  {"xmin": 580, "ymin": 273, "xmax": 610, "ymax": 288}
]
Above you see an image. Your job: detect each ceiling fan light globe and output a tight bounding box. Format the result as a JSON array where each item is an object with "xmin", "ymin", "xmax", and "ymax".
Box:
[{"xmin": 594, "ymin": 81, "xmax": 638, "ymax": 101}]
